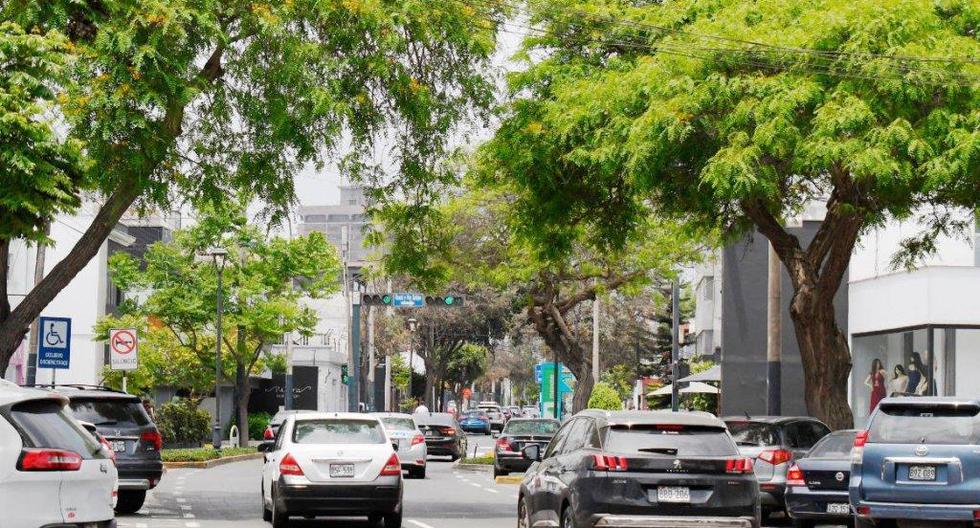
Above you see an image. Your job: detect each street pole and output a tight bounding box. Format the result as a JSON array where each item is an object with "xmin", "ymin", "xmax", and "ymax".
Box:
[
  {"xmin": 553, "ymin": 352, "xmax": 559, "ymax": 419},
  {"xmin": 407, "ymin": 318, "xmax": 417, "ymax": 409},
  {"xmin": 284, "ymin": 330, "xmax": 293, "ymax": 411},
  {"xmin": 26, "ymin": 223, "xmax": 49, "ymax": 386},
  {"xmin": 592, "ymin": 278, "xmax": 600, "ymax": 388},
  {"xmin": 367, "ymin": 304, "xmax": 375, "ymax": 411},
  {"xmin": 671, "ymin": 279, "xmax": 680, "ymax": 412},
  {"xmin": 384, "ymin": 279, "xmax": 393, "ymax": 411},
  {"xmin": 212, "ymin": 259, "xmax": 224, "ymax": 450},
  {"xmin": 767, "ymin": 242, "xmax": 782, "ymax": 415},
  {"xmin": 349, "ymin": 297, "xmax": 361, "ymax": 412},
  {"xmin": 428, "ymin": 321, "xmax": 435, "ymax": 409}
]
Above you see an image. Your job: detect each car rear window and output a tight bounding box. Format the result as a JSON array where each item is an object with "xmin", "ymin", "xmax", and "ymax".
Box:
[
  {"xmin": 10, "ymin": 400, "xmax": 102, "ymax": 458},
  {"xmin": 462, "ymin": 411, "xmax": 487, "ymax": 418},
  {"xmin": 604, "ymin": 424, "xmax": 738, "ymax": 456},
  {"xmin": 726, "ymin": 421, "xmax": 780, "ymax": 447},
  {"xmin": 380, "ymin": 417, "xmax": 416, "ymax": 431},
  {"xmin": 869, "ymin": 405, "xmax": 980, "ymax": 445},
  {"xmin": 504, "ymin": 420, "xmax": 559, "ymax": 435},
  {"xmin": 416, "ymin": 414, "xmax": 456, "ymax": 427},
  {"xmin": 808, "ymin": 432, "xmax": 857, "ymax": 458},
  {"xmin": 293, "ymin": 419, "xmax": 386, "ymax": 445},
  {"xmin": 68, "ymin": 398, "xmax": 150, "ymax": 428}
]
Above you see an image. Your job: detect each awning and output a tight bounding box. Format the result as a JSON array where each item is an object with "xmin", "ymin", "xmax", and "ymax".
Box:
[
  {"xmin": 648, "ymin": 384, "xmax": 673, "ymax": 396},
  {"xmin": 679, "ymin": 381, "xmax": 720, "ymax": 394},
  {"xmin": 678, "ymin": 365, "xmax": 720, "ymax": 383}
]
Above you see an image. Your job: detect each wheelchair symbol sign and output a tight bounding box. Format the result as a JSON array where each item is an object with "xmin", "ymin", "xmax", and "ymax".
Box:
[{"xmin": 38, "ymin": 316, "xmax": 71, "ymax": 369}]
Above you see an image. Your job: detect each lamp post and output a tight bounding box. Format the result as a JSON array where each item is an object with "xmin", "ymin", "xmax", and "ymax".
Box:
[
  {"xmin": 406, "ymin": 317, "xmax": 418, "ymax": 405},
  {"xmin": 206, "ymin": 247, "xmax": 228, "ymax": 450}
]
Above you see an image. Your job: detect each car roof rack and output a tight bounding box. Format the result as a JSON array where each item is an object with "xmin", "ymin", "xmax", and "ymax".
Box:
[{"xmin": 21, "ymin": 383, "xmax": 127, "ymax": 394}]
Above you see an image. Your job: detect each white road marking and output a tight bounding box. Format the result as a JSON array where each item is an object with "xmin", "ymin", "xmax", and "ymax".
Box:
[
  {"xmin": 407, "ymin": 520, "xmax": 437, "ymax": 528},
  {"xmin": 185, "ymin": 523, "xmax": 200, "ymax": 528},
  {"xmin": 469, "ymin": 482, "xmax": 481, "ymax": 488},
  {"xmin": 183, "ymin": 513, "xmax": 195, "ymax": 518},
  {"xmin": 181, "ymin": 505, "xmax": 192, "ymax": 510},
  {"xmin": 484, "ymin": 488, "xmax": 499, "ymax": 494}
]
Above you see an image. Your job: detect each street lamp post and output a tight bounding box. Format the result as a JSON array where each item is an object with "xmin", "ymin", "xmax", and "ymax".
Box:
[
  {"xmin": 206, "ymin": 247, "xmax": 228, "ymax": 450},
  {"xmin": 406, "ymin": 317, "xmax": 418, "ymax": 405}
]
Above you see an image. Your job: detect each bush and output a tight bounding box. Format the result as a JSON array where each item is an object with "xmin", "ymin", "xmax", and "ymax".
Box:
[
  {"xmin": 157, "ymin": 399, "xmax": 211, "ymax": 448},
  {"xmin": 248, "ymin": 412, "xmax": 272, "ymax": 440},
  {"xmin": 161, "ymin": 447, "xmax": 256, "ymax": 462},
  {"xmin": 588, "ymin": 382, "xmax": 623, "ymax": 411}
]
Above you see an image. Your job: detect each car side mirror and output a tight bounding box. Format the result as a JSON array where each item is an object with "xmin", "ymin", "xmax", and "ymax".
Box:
[
  {"xmin": 392, "ymin": 441, "xmax": 399, "ymax": 451},
  {"xmin": 257, "ymin": 441, "xmax": 275, "ymax": 453},
  {"xmin": 492, "ymin": 432, "xmax": 500, "ymax": 438},
  {"xmin": 522, "ymin": 444, "xmax": 542, "ymax": 462}
]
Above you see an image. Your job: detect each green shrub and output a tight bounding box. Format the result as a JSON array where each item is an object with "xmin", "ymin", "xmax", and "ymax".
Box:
[
  {"xmin": 588, "ymin": 382, "xmax": 623, "ymax": 411},
  {"xmin": 248, "ymin": 412, "xmax": 272, "ymax": 440},
  {"xmin": 156, "ymin": 399, "xmax": 211, "ymax": 448},
  {"xmin": 161, "ymin": 447, "xmax": 256, "ymax": 462}
]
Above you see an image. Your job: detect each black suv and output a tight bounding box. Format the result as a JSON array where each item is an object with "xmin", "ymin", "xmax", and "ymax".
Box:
[
  {"xmin": 520, "ymin": 410, "xmax": 761, "ymax": 528},
  {"xmin": 49, "ymin": 385, "xmax": 163, "ymax": 514}
]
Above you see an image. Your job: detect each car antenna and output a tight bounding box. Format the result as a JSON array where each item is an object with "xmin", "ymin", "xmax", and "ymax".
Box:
[{"xmin": 744, "ymin": 411, "xmax": 751, "ymax": 420}]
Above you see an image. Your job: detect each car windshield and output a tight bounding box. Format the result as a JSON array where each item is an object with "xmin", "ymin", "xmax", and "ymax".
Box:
[
  {"xmin": 808, "ymin": 432, "xmax": 857, "ymax": 458},
  {"xmin": 504, "ymin": 420, "xmax": 559, "ymax": 435},
  {"xmin": 726, "ymin": 421, "xmax": 780, "ymax": 446},
  {"xmin": 68, "ymin": 398, "xmax": 150, "ymax": 428},
  {"xmin": 869, "ymin": 404, "xmax": 980, "ymax": 445},
  {"xmin": 380, "ymin": 417, "xmax": 416, "ymax": 431},
  {"xmin": 293, "ymin": 419, "xmax": 386, "ymax": 445},
  {"xmin": 604, "ymin": 424, "xmax": 738, "ymax": 456}
]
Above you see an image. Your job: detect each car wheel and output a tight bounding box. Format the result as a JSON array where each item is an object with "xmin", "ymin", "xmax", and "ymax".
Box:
[
  {"xmin": 493, "ymin": 465, "xmax": 508, "ymax": 478},
  {"xmin": 517, "ymin": 497, "xmax": 531, "ymax": 528},
  {"xmin": 411, "ymin": 466, "xmax": 426, "ymax": 479},
  {"xmin": 271, "ymin": 488, "xmax": 290, "ymax": 528},
  {"xmin": 384, "ymin": 509, "xmax": 402, "ymax": 528},
  {"xmin": 791, "ymin": 519, "xmax": 814, "ymax": 528},
  {"xmin": 115, "ymin": 490, "xmax": 146, "ymax": 514},
  {"xmin": 560, "ymin": 505, "xmax": 577, "ymax": 528},
  {"xmin": 262, "ymin": 483, "xmax": 272, "ymax": 522}
]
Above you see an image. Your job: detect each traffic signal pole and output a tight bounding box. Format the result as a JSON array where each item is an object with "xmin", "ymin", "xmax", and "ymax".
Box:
[
  {"xmin": 671, "ymin": 279, "xmax": 680, "ymax": 412},
  {"xmin": 349, "ymin": 298, "xmax": 361, "ymax": 412}
]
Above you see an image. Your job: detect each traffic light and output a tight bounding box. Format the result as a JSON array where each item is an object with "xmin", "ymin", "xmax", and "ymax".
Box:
[
  {"xmin": 341, "ymin": 364, "xmax": 350, "ymax": 384},
  {"xmin": 361, "ymin": 293, "xmax": 393, "ymax": 306},
  {"xmin": 425, "ymin": 295, "xmax": 464, "ymax": 307}
]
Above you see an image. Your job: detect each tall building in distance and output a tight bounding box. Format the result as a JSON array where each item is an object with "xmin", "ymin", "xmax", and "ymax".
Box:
[{"xmin": 297, "ymin": 185, "xmax": 372, "ymax": 266}]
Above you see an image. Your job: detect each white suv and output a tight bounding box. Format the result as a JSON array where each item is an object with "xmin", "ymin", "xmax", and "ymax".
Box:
[{"xmin": 0, "ymin": 381, "xmax": 118, "ymax": 527}]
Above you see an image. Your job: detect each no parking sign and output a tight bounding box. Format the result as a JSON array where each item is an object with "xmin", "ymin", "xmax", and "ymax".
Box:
[{"xmin": 109, "ymin": 328, "xmax": 139, "ymax": 371}]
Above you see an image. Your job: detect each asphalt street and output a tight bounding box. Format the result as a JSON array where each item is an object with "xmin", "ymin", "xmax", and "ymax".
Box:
[{"xmin": 116, "ymin": 433, "xmax": 842, "ymax": 528}]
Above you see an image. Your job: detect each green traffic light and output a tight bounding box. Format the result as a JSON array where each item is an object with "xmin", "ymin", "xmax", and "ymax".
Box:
[
  {"xmin": 444, "ymin": 296, "xmax": 455, "ymax": 305},
  {"xmin": 382, "ymin": 294, "xmax": 392, "ymax": 304}
]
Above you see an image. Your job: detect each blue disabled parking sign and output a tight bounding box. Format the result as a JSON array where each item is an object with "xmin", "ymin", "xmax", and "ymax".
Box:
[{"xmin": 37, "ymin": 316, "xmax": 71, "ymax": 369}]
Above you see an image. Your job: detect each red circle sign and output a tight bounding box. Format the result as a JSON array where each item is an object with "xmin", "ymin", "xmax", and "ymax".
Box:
[{"xmin": 111, "ymin": 330, "xmax": 137, "ymax": 355}]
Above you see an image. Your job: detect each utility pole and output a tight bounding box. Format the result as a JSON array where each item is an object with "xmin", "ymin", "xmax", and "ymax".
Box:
[
  {"xmin": 671, "ymin": 279, "xmax": 680, "ymax": 412},
  {"xmin": 592, "ymin": 278, "xmax": 600, "ymax": 388},
  {"xmin": 26, "ymin": 224, "xmax": 49, "ymax": 386},
  {"xmin": 553, "ymin": 351, "xmax": 560, "ymax": 419},
  {"xmin": 767, "ymin": 242, "xmax": 782, "ymax": 415},
  {"xmin": 349, "ymin": 294, "xmax": 361, "ymax": 412},
  {"xmin": 427, "ymin": 321, "xmax": 435, "ymax": 409},
  {"xmin": 284, "ymin": 330, "xmax": 293, "ymax": 411},
  {"xmin": 366, "ymin": 304, "xmax": 375, "ymax": 411},
  {"xmin": 384, "ymin": 279, "xmax": 392, "ymax": 411}
]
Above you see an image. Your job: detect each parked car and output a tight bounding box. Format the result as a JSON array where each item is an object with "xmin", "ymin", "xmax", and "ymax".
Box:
[
  {"xmin": 374, "ymin": 412, "xmax": 427, "ymax": 479},
  {"xmin": 522, "ymin": 405, "xmax": 540, "ymax": 418},
  {"xmin": 725, "ymin": 415, "xmax": 831, "ymax": 519},
  {"xmin": 0, "ymin": 381, "xmax": 118, "ymax": 528},
  {"xmin": 493, "ymin": 418, "xmax": 559, "ymax": 478},
  {"xmin": 51, "ymin": 384, "xmax": 163, "ymax": 514},
  {"xmin": 506, "ymin": 405, "xmax": 524, "ymax": 418},
  {"xmin": 264, "ymin": 409, "xmax": 316, "ymax": 440},
  {"xmin": 477, "ymin": 401, "xmax": 506, "ymax": 432},
  {"xmin": 415, "ymin": 412, "xmax": 468, "ymax": 460},
  {"xmin": 786, "ymin": 429, "xmax": 858, "ymax": 527},
  {"xmin": 520, "ymin": 410, "xmax": 761, "ymax": 528},
  {"xmin": 851, "ymin": 397, "xmax": 980, "ymax": 528},
  {"xmin": 459, "ymin": 410, "xmax": 492, "ymax": 434},
  {"xmin": 259, "ymin": 412, "xmax": 403, "ymax": 528}
]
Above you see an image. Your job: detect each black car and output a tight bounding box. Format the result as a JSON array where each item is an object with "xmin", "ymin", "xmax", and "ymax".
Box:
[
  {"xmin": 415, "ymin": 412, "xmax": 467, "ymax": 461},
  {"xmin": 50, "ymin": 385, "xmax": 163, "ymax": 514},
  {"xmin": 493, "ymin": 418, "xmax": 559, "ymax": 477},
  {"xmin": 785, "ymin": 430, "xmax": 858, "ymax": 528},
  {"xmin": 520, "ymin": 410, "xmax": 761, "ymax": 528}
]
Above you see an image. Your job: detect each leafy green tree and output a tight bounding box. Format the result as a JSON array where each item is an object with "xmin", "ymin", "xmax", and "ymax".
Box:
[
  {"xmin": 482, "ymin": 0, "xmax": 979, "ymax": 428},
  {"xmin": 105, "ymin": 203, "xmax": 340, "ymax": 446},
  {"xmin": 587, "ymin": 382, "xmax": 622, "ymax": 411},
  {"xmin": 599, "ymin": 364, "xmax": 635, "ymax": 402},
  {"xmin": 0, "ymin": 0, "xmax": 504, "ymax": 375}
]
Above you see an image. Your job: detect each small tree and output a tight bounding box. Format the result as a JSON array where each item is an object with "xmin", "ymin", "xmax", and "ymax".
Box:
[{"xmin": 587, "ymin": 383, "xmax": 622, "ymax": 411}]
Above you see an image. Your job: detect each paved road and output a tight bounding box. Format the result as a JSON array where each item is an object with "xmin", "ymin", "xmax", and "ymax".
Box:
[{"xmin": 116, "ymin": 433, "xmax": 840, "ymax": 528}]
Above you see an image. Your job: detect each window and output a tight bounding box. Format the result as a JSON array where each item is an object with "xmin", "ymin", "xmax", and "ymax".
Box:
[
  {"xmin": 292, "ymin": 419, "xmax": 386, "ymax": 445},
  {"xmin": 869, "ymin": 403, "xmax": 980, "ymax": 445},
  {"xmin": 380, "ymin": 417, "xmax": 416, "ymax": 431},
  {"xmin": 68, "ymin": 398, "xmax": 150, "ymax": 429},
  {"xmin": 603, "ymin": 424, "xmax": 737, "ymax": 456},
  {"xmin": 700, "ymin": 277, "xmax": 714, "ymax": 301},
  {"xmin": 304, "ymin": 215, "xmax": 326, "ymax": 223},
  {"xmin": 559, "ymin": 419, "xmax": 591, "ymax": 454},
  {"xmin": 503, "ymin": 420, "xmax": 559, "ymax": 435},
  {"xmin": 10, "ymin": 400, "xmax": 102, "ymax": 458},
  {"xmin": 808, "ymin": 431, "xmax": 858, "ymax": 458},
  {"xmin": 544, "ymin": 421, "xmax": 572, "ymax": 459},
  {"xmin": 785, "ymin": 421, "xmax": 829, "ymax": 449},
  {"xmin": 726, "ymin": 421, "xmax": 779, "ymax": 447}
]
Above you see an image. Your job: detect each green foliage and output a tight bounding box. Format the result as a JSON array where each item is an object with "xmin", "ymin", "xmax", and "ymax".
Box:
[
  {"xmin": 587, "ymin": 382, "xmax": 623, "ymax": 410},
  {"xmin": 156, "ymin": 399, "xmax": 211, "ymax": 448},
  {"xmin": 263, "ymin": 354, "xmax": 287, "ymax": 375},
  {"xmin": 447, "ymin": 343, "xmax": 490, "ymax": 388},
  {"xmin": 248, "ymin": 412, "xmax": 272, "ymax": 441},
  {"xmin": 389, "ymin": 353, "xmax": 410, "ymax": 394},
  {"xmin": 460, "ymin": 454, "xmax": 495, "ymax": 465},
  {"xmin": 600, "ymin": 364, "xmax": 635, "ymax": 402},
  {"xmin": 685, "ymin": 357, "xmax": 718, "ymax": 414},
  {"xmin": 160, "ymin": 447, "xmax": 255, "ymax": 463}
]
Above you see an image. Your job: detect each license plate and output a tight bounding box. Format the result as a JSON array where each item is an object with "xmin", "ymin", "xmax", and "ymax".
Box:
[
  {"xmin": 425, "ymin": 430, "xmax": 436, "ymax": 437},
  {"xmin": 656, "ymin": 486, "xmax": 691, "ymax": 503},
  {"xmin": 827, "ymin": 503, "xmax": 850, "ymax": 515},
  {"xmin": 908, "ymin": 465, "xmax": 936, "ymax": 481},
  {"xmin": 329, "ymin": 464, "xmax": 355, "ymax": 478},
  {"xmin": 112, "ymin": 441, "xmax": 127, "ymax": 453}
]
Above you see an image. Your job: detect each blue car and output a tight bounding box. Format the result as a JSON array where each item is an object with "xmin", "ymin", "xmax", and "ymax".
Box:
[
  {"xmin": 786, "ymin": 429, "xmax": 858, "ymax": 527},
  {"xmin": 458, "ymin": 410, "xmax": 492, "ymax": 434},
  {"xmin": 851, "ymin": 397, "xmax": 980, "ymax": 528}
]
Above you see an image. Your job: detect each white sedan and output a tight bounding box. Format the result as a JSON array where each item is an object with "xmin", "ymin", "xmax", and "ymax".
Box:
[
  {"xmin": 260, "ymin": 412, "xmax": 403, "ymax": 528},
  {"xmin": 0, "ymin": 381, "xmax": 117, "ymax": 528}
]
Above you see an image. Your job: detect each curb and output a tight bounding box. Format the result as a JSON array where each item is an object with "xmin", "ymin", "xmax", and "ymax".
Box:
[
  {"xmin": 452, "ymin": 460, "xmax": 492, "ymax": 473},
  {"xmin": 495, "ymin": 475, "xmax": 523, "ymax": 485},
  {"xmin": 163, "ymin": 452, "xmax": 263, "ymax": 469}
]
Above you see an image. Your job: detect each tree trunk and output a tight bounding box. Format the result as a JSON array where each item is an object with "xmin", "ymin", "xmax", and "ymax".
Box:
[
  {"xmin": 423, "ymin": 368, "xmax": 435, "ymax": 409},
  {"xmin": 236, "ymin": 363, "xmax": 249, "ymax": 447},
  {"xmin": 571, "ymin": 363, "xmax": 594, "ymax": 413}
]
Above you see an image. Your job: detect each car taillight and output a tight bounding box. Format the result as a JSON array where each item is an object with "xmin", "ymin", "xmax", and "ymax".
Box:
[
  {"xmin": 496, "ymin": 437, "xmax": 513, "ymax": 452},
  {"xmin": 140, "ymin": 430, "xmax": 162, "ymax": 451},
  {"xmin": 786, "ymin": 464, "xmax": 806, "ymax": 486},
  {"xmin": 411, "ymin": 434, "xmax": 425, "ymax": 446},
  {"xmin": 263, "ymin": 426, "xmax": 275, "ymax": 440},
  {"xmin": 279, "ymin": 453, "xmax": 305, "ymax": 476},
  {"xmin": 725, "ymin": 457, "xmax": 754, "ymax": 474},
  {"xmin": 380, "ymin": 453, "xmax": 401, "ymax": 476},
  {"xmin": 17, "ymin": 449, "xmax": 83, "ymax": 471},
  {"xmin": 758, "ymin": 448, "xmax": 792, "ymax": 466},
  {"xmin": 854, "ymin": 430, "xmax": 869, "ymax": 448},
  {"xmin": 591, "ymin": 454, "xmax": 628, "ymax": 472},
  {"xmin": 851, "ymin": 430, "xmax": 869, "ymax": 464},
  {"xmin": 440, "ymin": 427, "xmax": 455, "ymax": 436}
]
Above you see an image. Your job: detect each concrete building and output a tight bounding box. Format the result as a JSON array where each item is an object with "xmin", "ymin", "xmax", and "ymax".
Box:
[{"xmin": 297, "ymin": 185, "xmax": 372, "ymax": 265}]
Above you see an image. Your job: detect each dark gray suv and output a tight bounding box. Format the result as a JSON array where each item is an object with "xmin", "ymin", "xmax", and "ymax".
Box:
[
  {"xmin": 519, "ymin": 410, "xmax": 761, "ymax": 528},
  {"xmin": 50, "ymin": 385, "xmax": 163, "ymax": 514}
]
